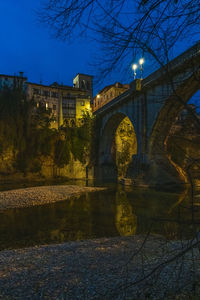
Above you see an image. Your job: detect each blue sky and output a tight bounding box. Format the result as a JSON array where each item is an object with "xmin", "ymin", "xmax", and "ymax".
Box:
[
  {"xmin": 0, "ymin": 0, "xmax": 97, "ymax": 90},
  {"xmin": 0, "ymin": 0, "xmax": 199, "ymax": 106},
  {"xmin": 0, "ymin": 0, "xmax": 157, "ymax": 95}
]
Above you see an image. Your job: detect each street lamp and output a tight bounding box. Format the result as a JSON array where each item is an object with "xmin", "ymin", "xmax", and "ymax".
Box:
[
  {"xmin": 132, "ymin": 64, "xmax": 138, "ymax": 80},
  {"xmin": 139, "ymin": 58, "xmax": 144, "ymax": 79},
  {"xmin": 96, "ymin": 94, "xmax": 100, "ymax": 106}
]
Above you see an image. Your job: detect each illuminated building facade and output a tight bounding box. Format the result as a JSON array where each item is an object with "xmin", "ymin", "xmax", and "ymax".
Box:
[
  {"xmin": 0, "ymin": 72, "xmax": 93, "ymax": 128},
  {"xmin": 93, "ymin": 82, "xmax": 129, "ymax": 112}
]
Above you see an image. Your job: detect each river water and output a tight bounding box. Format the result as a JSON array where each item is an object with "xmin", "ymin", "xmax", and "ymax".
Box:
[{"xmin": 0, "ymin": 180, "xmax": 199, "ymax": 250}]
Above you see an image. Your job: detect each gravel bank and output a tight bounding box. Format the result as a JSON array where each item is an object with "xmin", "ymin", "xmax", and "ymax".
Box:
[
  {"xmin": 0, "ymin": 185, "xmax": 106, "ymax": 210},
  {"xmin": 0, "ymin": 235, "xmax": 199, "ymax": 299}
]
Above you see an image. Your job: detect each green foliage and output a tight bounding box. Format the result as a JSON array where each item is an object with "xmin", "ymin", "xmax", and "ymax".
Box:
[
  {"xmin": 30, "ymin": 159, "xmax": 42, "ymax": 173},
  {"xmin": 58, "ymin": 112, "xmax": 95, "ymax": 165},
  {"xmin": 0, "ymin": 88, "xmax": 56, "ymax": 174},
  {"xmin": 0, "ymin": 89, "xmax": 95, "ymax": 175},
  {"xmin": 54, "ymin": 139, "xmax": 70, "ymax": 168}
]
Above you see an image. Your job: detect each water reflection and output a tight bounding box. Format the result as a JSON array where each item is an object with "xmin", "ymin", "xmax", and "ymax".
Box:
[
  {"xmin": 115, "ymin": 190, "xmax": 137, "ymax": 236},
  {"xmin": 0, "ymin": 186, "xmax": 200, "ymax": 250}
]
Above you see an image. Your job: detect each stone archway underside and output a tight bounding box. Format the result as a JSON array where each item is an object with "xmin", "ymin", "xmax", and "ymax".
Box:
[{"xmin": 99, "ymin": 113, "xmax": 137, "ymax": 180}]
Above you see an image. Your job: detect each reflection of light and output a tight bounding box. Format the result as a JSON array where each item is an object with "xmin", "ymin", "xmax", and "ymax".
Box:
[{"xmin": 115, "ymin": 191, "xmax": 137, "ymax": 236}]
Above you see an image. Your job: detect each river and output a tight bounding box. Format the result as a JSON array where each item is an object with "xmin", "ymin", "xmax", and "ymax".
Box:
[{"xmin": 0, "ymin": 180, "xmax": 199, "ymax": 250}]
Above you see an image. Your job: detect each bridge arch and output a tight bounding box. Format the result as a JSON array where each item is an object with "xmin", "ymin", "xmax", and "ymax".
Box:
[
  {"xmin": 95, "ymin": 44, "xmax": 200, "ymax": 185},
  {"xmin": 149, "ymin": 73, "xmax": 200, "ymax": 183},
  {"xmin": 99, "ymin": 112, "xmax": 137, "ymax": 179}
]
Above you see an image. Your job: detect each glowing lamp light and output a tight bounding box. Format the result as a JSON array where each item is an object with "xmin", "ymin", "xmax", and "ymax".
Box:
[
  {"xmin": 139, "ymin": 58, "xmax": 144, "ymax": 66},
  {"xmin": 97, "ymin": 94, "xmax": 100, "ymax": 99},
  {"xmin": 132, "ymin": 64, "xmax": 138, "ymax": 71},
  {"xmin": 132, "ymin": 64, "xmax": 138, "ymax": 80},
  {"xmin": 139, "ymin": 58, "xmax": 144, "ymax": 79}
]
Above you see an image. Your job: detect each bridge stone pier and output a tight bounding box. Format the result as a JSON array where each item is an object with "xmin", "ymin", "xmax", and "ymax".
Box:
[{"xmin": 94, "ymin": 43, "xmax": 200, "ymax": 186}]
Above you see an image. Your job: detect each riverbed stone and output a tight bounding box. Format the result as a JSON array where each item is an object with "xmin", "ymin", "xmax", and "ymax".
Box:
[
  {"xmin": 0, "ymin": 235, "xmax": 199, "ymax": 299},
  {"xmin": 0, "ymin": 185, "xmax": 106, "ymax": 210}
]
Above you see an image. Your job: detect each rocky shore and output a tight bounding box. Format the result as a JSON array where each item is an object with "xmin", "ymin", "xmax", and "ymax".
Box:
[
  {"xmin": 0, "ymin": 235, "xmax": 199, "ymax": 299},
  {"xmin": 0, "ymin": 185, "xmax": 199, "ymax": 299},
  {"xmin": 0, "ymin": 185, "xmax": 106, "ymax": 210}
]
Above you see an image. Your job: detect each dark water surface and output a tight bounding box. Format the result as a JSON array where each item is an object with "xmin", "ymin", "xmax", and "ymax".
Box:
[{"xmin": 0, "ymin": 180, "xmax": 200, "ymax": 251}]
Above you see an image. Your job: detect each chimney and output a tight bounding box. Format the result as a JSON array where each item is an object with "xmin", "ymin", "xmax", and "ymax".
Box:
[{"xmin": 19, "ymin": 71, "xmax": 24, "ymax": 78}]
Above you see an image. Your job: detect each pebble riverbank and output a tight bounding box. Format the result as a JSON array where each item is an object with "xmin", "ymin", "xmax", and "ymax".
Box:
[
  {"xmin": 0, "ymin": 185, "xmax": 106, "ymax": 210},
  {"xmin": 0, "ymin": 235, "xmax": 199, "ymax": 299},
  {"xmin": 0, "ymin": 186, "xmax": 200, "ymax": 299}
]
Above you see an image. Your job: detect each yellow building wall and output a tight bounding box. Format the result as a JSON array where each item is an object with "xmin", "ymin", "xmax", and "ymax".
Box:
[
  {"xmin": 76, "ymin": 97, "xmax": 91, "ymax": 121},
  {"xmin": 93, "ymin": 84, "xmax": 129, "ymax": 112}
]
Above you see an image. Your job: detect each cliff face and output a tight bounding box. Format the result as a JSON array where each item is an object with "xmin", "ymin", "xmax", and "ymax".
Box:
[
  {"xmin": 0, "ymin": 149, "xmax": 93, "ymax": 180},
  {"xmin": 41, "ymin": 155, "xmax": 93, "ymax": 179},
  {"xmin": 0, "ymin": 111, "xmax": 199, "ymax": 185},
  {"xmin": 0, "ymin": 148, "xmax": 15, "ymax": 175}
]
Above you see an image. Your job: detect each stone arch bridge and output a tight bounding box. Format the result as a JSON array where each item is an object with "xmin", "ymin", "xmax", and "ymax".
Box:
[{"xmin": 94, "ymin": 43, "xmax": 200, "ymax": 186}]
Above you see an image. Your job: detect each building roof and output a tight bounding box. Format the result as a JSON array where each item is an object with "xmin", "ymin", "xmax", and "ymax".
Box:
[
  {"xmin": 0, "ymin": 73, "xmax": 92, "ymax": 94},
  {"xmin": 95, "ymin": 82, "xmax": 129, "ymax": 97},
  {"xmin": 26, "ymin": 82, "xmax": 57, "ymax": 89},
  {"xmin": 26, "ymin": 81, "xmax": 89, "ymax": 93},
  {"xmin": 50, "ymin": 82, "xmax": 72, "ymax": 88},
  {"xmin": 74, "ymin": 73, "xmax": 94, "ymax": 78},
  {"xmin": 95, "ymin": 84, "xmax": 114, "ymax": 96},
  {"xmin": 0, "ymin": 74, "xmax": 27, "ymax": 80}
]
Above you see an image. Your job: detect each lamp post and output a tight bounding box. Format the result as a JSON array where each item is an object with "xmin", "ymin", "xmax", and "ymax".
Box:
[
  {"xmin": 132, "ymin": 64, "xmax": 138, "ymax": 80},
  {"xmin": 139, "ymin": 58, "xmax": 144, "ymax": 79},
  {"xmin": 96, "ymin": 94, "xmax": 100, "ymax": 107}
]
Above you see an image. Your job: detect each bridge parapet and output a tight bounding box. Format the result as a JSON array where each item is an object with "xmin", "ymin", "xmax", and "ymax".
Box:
[{"xmin": 143, "ymin": 42, "xmax": 200, "ymax": 89}]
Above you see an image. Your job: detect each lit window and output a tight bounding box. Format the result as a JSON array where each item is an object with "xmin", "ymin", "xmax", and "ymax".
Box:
[{"xmin": 46, "ymin": 102, "xmax": 48, "ymax": 109}]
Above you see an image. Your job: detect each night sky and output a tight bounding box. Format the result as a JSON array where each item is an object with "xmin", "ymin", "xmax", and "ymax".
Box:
[
  {"xmin": 0, "ymin": 0, "xmax": 199, "ymax": 105},
  {"xmin": 0, "ymin": 0, "xmax": 160, "ymax": 95},
  {"xmin": 0, "ymin": 0, "xmax": 97, "ymax": 90}
]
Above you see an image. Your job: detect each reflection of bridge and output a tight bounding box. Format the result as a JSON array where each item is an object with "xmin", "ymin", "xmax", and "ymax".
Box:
[{"xmin": 94, "ymin": 43, "xmax": 200, "ymax": 185}]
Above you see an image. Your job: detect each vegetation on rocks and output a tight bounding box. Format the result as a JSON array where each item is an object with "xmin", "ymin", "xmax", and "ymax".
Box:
[{"xmin": 0, "ymin": 88, "xmax": 94, "ymax": 176}]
